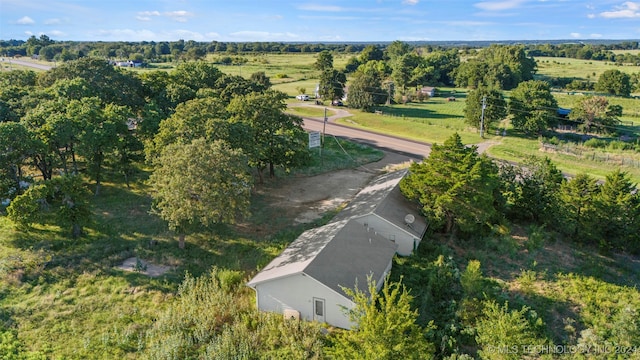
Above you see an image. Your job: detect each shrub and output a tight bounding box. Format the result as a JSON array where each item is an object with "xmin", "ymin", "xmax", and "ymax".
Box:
[{"xmin": 583, "ymin": 138, "xmax": 607, "ymax": 149}]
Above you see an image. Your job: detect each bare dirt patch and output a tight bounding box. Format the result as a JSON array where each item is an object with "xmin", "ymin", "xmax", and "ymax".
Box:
[
  {"xmin": 117, "ymin": 257, "xmax": 173, "ymax": 277},
  {"xmin": 255, "ymin": 151, "xmax": 416, "ymax": 227}
]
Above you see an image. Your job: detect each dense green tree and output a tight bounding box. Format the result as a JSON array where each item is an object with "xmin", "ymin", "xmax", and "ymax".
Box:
[
  {"xmin": 509, "ymin": 80, "xmax": 558, "ymax": 134},
  {"xmin": 559, "ymin": 173, "xmax": 600, "ymax": 243},
  {"xmin": 71, "ymin": 98, "xmax": 130, "ymax": 195},
  {"xmin": 344, "ymin": 56, "xmax": 361, "ymax": 73},
  {"xmin": 228, "ymin": 90, "xmax": 310, "ymax": 181},
  {"xmin": 149, "ymin": 138, "xmax": 252, "ymax": 249},
  {"xmin": 463, "ymin": 87, "xmax": 507, "ymax": 135},
  {"xmin": 149, "ymin": 97, "xmax": 229, "ymax": 160},
  {"xmin": 0, "ymin": 122, "xmax": 34, "ymax": 199},
  {"xmin": 595, "ymin": 69, "xmax": 632, "ymax": 97},
  {"xmin": 568, "ymin": 96, "xmax": 622, "ymax": 133},
  {"xmin": 170, "ymin": 61, "xmax": 223, "ymax": 93},
  {"xmin": 454, "ymin": 59, "xmax": 490, "ymax": 89},
  {"xmin": 318, "ymin": 68, "xmax": 347, "ymax": 102},
  {"xmin": 360, "ymin": 45, "xmax": 384, "ymax": 63},
  {"xmin": 37, "ymin": 57, "xmax": 144, "ymax": 109},
  {"xmin": 249, "ymin": 71, "xmax": 271, "ymax": 91},
  {"xmin": 476, "ymin": 45, "xmax": 536, "ymax": 90},
  {"xmin": 329, "ymin": 277, "xmax": 435, "ymax": 360},
  {"xmin": 508, "ymin": 156, "xmax": 564, "ymax": 225},
  {"xmin": 400, "ymin": 133, "xmax": 501, "ymax": 235},
  {"xmin": 7, "ymin": 175, "xmax": 91, "ymax": 238},
  {"xmin": 392, "ymin": 53, "xmax": 421, "ymax": 94},
  {"xmin": 384, "ymin": 40, "xmax": 412, "ymax": 63},
  {"xmin": 595, "ymin": 170, "xmax": 640, "ymax": 253},
  {"xmin": 314, "ymin": 50, "xmax": 334, "ymax": 71},
  {"xmin": 423, "ymin": 49, "xmax": 460, "ymax": 86},
  {"xmin": 347, "ymin": 70, "xmax": 386, "ymax": 111}
]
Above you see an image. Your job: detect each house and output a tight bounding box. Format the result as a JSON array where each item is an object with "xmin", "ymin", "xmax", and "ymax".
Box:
[
  {"xmin": 332, "ymin": 169, "xmax": 428, "ymax": 256},
  {"xmin": 418, "ymin": 86, "xmax": 436, "ymax": 97},
  {"xmin": 247, "ymin": 219, "xmax": 398, "ymax": 329},
  {"xmin": 247, "ymin": 170, "xmax": 428, "ymax": 329}
]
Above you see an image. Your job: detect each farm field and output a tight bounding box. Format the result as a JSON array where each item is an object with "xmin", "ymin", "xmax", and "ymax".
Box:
[{"xmin": 534, "ymin": 56, "xmax": 640, "ymax": 80}]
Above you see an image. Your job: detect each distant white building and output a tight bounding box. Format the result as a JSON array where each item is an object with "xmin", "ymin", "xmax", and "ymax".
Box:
[{"xmin": 247, "ymin": 170, "xmax": 428, "ymax": 329}]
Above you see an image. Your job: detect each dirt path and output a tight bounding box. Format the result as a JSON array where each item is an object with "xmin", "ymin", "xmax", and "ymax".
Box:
[{"xmin": 258, "ymin": 151, "xmax": 415, "ymax": 225}]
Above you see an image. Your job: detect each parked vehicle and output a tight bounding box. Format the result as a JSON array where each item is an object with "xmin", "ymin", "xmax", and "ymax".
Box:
[
  {"xmin": 296, "ymin": 94, "xmax": 310, "ymax": 101},
  {"xmin": 331, "ymin": 100, "xmax": 343, "ymax": 106}
]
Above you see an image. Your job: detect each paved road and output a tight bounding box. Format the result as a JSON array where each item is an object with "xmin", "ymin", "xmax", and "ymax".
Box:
[
  {"xmin": 293, "ymin": 103, "xmax": 500, "ymax": 161},
  {"xmin": 302, "ymin": 115, "xmax": 432, "ymax": 159},
  {"xmin": 3, "ymin": 58, "xmax": 53, "ymax": 71}
]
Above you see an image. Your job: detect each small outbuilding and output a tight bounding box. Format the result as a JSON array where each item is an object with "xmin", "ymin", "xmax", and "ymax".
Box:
[
  {"xmin": 247, "ymin": 219, "xmax": 397, "ymax": 329},
  {"xmin": 247, "ymin": 170, "xmax": 428, "ymax": 329},
  {"xmin": 333, "ymin": 169, "xmax": 428, "ymax": 256}
]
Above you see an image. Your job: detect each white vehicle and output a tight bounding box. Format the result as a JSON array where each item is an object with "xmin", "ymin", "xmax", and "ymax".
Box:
[{"xmin": 296, "ymin": 94, "xmax": 310, "ymax": 101}]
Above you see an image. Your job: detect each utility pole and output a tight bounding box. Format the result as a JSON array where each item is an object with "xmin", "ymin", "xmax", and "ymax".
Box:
[
  {"xmin": 386, "ymin": 82, "xmax": 393, "ymax": 105},
  {"xmin": 480, "ymin": 96, "xmax": 486, "ymax": 139},
  {"xmin": 321, "ymin": 107, "xmax": 327, "ymax": 165}
]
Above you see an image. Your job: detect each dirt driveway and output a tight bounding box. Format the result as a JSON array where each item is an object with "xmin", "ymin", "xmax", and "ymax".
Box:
[{"xmin": 258, "ymin": 151, "xmax": 416, "ymax": 226}]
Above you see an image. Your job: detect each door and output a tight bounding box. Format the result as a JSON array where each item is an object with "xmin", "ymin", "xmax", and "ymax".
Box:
[{"xmin": 313, "ymin": 297, "xmax": 325, "ymax": 323}]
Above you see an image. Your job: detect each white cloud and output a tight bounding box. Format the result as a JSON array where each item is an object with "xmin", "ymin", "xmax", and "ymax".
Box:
[
  {"xmin": 570, "ymin": 32, "xmax": 581, "ymax": 38},
  {"xmin": 474, "ymin": 0, "xmax": 526, "ymax": 11},
  {"xmin": 164, "ymin": 10, "xmax": 194, "ymax": 22},
  {"xmin": 587, "ymin": 13, "xmax": 596, "ymax": 18},
  {"xmin": 590, "ymin": 33, "xmax": 603, "ymax": 38},
  {"xmin": 600, "ymin": 1, "xmax": 640, "ymax": 18},
  {"xmin": 48, "ymin": 30, "xmax": 65, "ymax": 37},
  {"xmin": 139, "ymin": 11, "xmax": 161, "ymax": 16},
  {"xmin": 228, "ymin": 30, "xmax": 300, "ymax": 41},
  {"xmin": 16, "ymin": 16, "xmax": 35, "ymax": 25},
  {"xmin": 297, "ymin": 4, "xmax": 344, "ymax": 12},
  {"xmin": 402, "ymin": 0, "xmax": 419, "ymax": 5},
  {"xmin": 44, "ymin": 18, "xmax": 62, "ymax": 25}
]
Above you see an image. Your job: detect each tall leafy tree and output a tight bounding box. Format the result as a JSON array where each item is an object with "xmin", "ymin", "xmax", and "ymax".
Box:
[
  {"xmin": 476, "ymin": 45, "xmax": 536, "ymax": 89},
  {"xmin": 149, "ymin": 97, "xmax": 230, "ymax": 161},
  {"xmin": 7, "ymin": 175, "xmax": 91, "ymax": 238},
  {"xmin": 454, "ymin": 59, "xmax": 491, "ymax": 89},
  {"xmin": 464, "ymin": 87, "xmax": 507, "ymax": 134},
  {"xmin": 329, "ymin": 277, "xmax": 435, "ymax": 360},
  {"xmin": 359, "ymin": 45, "xmax": 384, "ymax": 63},
  {"xmin": 149, "ymin": 138, "xmax": 252, "ymax": 249},
  {"xmin": 318, "ymin": 69, "xmax": 347, "ymax": 102},
  {"xmin": 595, "ymin": 170, "xmax": 640, "ymax": 253},
  {"xmin": 0, "ymin": 122, "xmax": 34, "ymax": 199},
  {"xmin": 314, "ymin": 50, "xmax": 334, "ymax": 72},
  {"xmin": 400, "ymin": 133, "xmax": 501, "ymax": 236},
  {"xmin": 559, "ymin": 173, "xmax": 600, "ymax": 243},
  {"xmin": 509, "ymin": 80, "xmax": 558, "ymax": 134},
  {"xmin": 71, "ymin": 98, "xmax": 129, "ymax": 195},
  {"xmin": 37, "ymin": 57, "xmax": 144, "ymax": 109},
  {"xmin": 228, "ymin": 90, "xmax": 309, "ymax": 181},
  {"xmin": 347, "ymin": 70, "xmax": 386, "ymax": 111},
  {"xmin": 509, "ymin": 156, "xmax": 564, "ymax": 225},
  {"xmin": 568, "ymin": 96, "xmax": 622, "ymax": 133},
  {"xmin": 595, "ymin": 69, "xmax": 632, "ymax": 97}
]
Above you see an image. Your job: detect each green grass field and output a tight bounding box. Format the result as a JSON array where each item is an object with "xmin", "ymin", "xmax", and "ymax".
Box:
[{"xmin": 535, "ymin": 56, "xmax": 640, "ymax": 80}]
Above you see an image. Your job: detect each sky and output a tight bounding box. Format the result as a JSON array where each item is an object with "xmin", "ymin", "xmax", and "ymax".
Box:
[{"xmin": 1, "ymin": 0, "xmax": 640, "ymax": 43}]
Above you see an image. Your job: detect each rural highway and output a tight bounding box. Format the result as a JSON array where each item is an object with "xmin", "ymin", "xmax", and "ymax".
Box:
[
  {"xmin": 3, "ymin": 58, "xmax": 53, "ymax": 71},
  {"xmin": 302, "ymin": 115, "xmax": 432, "ymax": 160}
]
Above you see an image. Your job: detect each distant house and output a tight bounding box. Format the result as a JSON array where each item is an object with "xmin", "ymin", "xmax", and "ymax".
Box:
[
  {"xmin": 247, "ymin": 170, "xmax": 427, "ymax": 329},
  {"xmin": 418, "ymin": 86, "xmax": 436, "ymax": 97},
  {"xmin": 247, "ymin": 220, "xmax": 397, "ymax": 329},
  {"xmin": 114, "ymin": 60, "xmax": 143, "ymax": 68}
]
